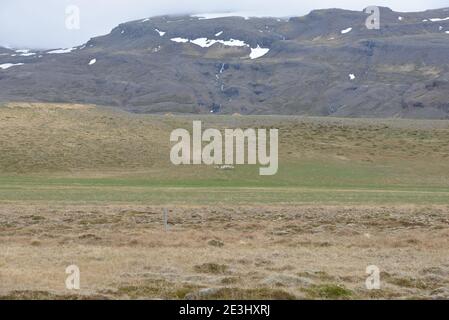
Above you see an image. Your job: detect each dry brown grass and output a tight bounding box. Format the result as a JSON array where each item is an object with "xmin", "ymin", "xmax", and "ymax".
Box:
[
  {"xmin": 1, "ymin": 204, "xmax": 448, "ymax": 300},
  {"xmin": 5, "ymin": 102, "xmax": 95, "ymax": 110},
  {"xmin": 0, "ymin": 104, "xmax": 171, "ymax": 173},
  {"xmin": 1, "ymin": 104, "xmax": 449, "ymax": 299}
]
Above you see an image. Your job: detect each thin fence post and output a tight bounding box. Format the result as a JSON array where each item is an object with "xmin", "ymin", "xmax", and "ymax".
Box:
[{"xmin": 163, "ymin": 208, "xmax": 168, "ymax": 231}]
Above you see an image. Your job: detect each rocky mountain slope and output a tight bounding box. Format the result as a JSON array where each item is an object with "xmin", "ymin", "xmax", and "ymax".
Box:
[{"xmin": 1, "ymin": 7, "xmax": 449, "ymax": 118}]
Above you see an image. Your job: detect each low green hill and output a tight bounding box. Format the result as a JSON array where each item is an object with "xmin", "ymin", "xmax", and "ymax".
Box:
[{"xmin": 1, "ymin": 102, "xmax": 449, "ymax": 204}]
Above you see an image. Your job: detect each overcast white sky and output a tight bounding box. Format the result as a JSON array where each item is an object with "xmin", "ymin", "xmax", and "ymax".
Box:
[{"xmin": 0, "ymin": 0, "xmax": 447, "ymax": 49}]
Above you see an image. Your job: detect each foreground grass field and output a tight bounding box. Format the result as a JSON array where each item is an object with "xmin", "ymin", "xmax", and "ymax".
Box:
[
  {"xmin": 1, "ymin": 204, "xmax": 449, "ymax": 300},
  {"xmin": 0, "ymin": 103, "xmax": 449, "ymax": 299}
]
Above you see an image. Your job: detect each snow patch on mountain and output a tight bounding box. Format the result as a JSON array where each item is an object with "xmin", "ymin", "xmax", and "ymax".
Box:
[
  {"xmin": 155, "ymin": 29, "xmax": 166, "ymax": 37},
  {"xmin": 249, "ymin": 46, "xmax": 270, "ymax": 59},
  {"xmin": 192, "ymin": 12, "xmax": 251, "ymax": 20},
  {"xmin": 217, "ymin": 39, "xmax": 247, "ymax": 47},
  {"xmin": 47, "ymin": 48, "xmax": 76, "ymax": 54},
  {"xmin": 173, "ymin": 37, "xmax": 248, "ymax": 48},
  {"xmin": 0, "ymin": 63, "xmax": 24, "ymax": 70},
  {"xmin": 190, "ymin": 38, "xmax": 216, "ymax": 47},
  {"xmin": 14, "ymin": 49, "xmax": 36, "ymax": 57},
  {"xmin": 429, "ymin": 17, "xmax": 449, "ymax": 22},
  {"xmin": 341, "ymin": 27, "xmax": 352, "ymax": 34},
  {"xmin": 171, "ymin": 37, "xmax": 189, "ymax": 43},
  {"xmin": 171, "ymin": 35, "xmax": 270, "ymax": 59}
]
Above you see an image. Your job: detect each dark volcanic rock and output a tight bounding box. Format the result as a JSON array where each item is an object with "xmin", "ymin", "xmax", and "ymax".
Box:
[{"xmin": 1, "ymin": 7, "xmax": 449, "ymax": 118}]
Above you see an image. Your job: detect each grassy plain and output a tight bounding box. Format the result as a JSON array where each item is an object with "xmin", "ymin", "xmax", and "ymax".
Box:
[{"xmin": 0, "ymin": 103, "xmax": 449, "ymax": 299}]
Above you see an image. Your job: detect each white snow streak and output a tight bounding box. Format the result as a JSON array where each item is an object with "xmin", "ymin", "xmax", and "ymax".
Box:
[
  {"xmin": 47, "ymin": 48, "xmax": 76, "ymax": 54},
  {"xmin": 429, "ymin": 17, "xmax": 449, "ymax": 22},
  {"xmin": 0, "ymin": 63, "xmax": 24, "ymax": 70},
  {"xmin": 155, "ymin": 29, "xmax": 166, "ymax": 37},
  {"xmin": 192, "ymin": 13, "xmax": 251, "ymax": 20},
  {"xmin": 249, "ymin": 46, "xmax": 270, "ymax": 59},
  {"xmin": 171, "ymin": 37, "xmax": 189, "ymax": 43},
  {"xmin": 172, "ymin": 37, "xmax": 248, "ymax": 48}
]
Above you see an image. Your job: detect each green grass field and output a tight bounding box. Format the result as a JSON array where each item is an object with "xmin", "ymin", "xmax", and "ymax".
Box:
[
  {"xmin": 1, "ymin": 161, "xmax": 449, "ymax": 204},
  {"xmin": 2, "ymin": 103, "xmax": 449, "ymax": 300},
  {"xmin": 1, "ymin": 102, "xmax": 449, "ymax": 205}
]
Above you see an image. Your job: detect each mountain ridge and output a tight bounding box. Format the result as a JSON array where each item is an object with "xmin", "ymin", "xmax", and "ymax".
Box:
[{"xmin": 1, "ymin": 7, "xmax": 449, "ymax": 118}]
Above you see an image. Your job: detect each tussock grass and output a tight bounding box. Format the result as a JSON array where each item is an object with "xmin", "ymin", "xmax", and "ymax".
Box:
[{"xmin": 304, "ymin": 284, "xmax": 353, "ymax": 299}]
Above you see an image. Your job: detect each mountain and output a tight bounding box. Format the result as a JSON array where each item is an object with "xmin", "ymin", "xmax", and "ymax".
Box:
[
  {"xmin": 0, "ymin": 47, "xmax": 12, "ymax": 54},
  {"xmin": 1, "ymin": 7, "xmax": 449, "ymax": 118}
]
